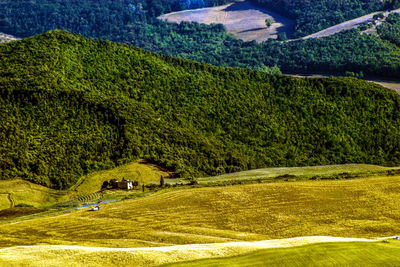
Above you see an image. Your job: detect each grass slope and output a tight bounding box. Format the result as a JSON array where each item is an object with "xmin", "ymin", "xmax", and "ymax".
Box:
[
  {"xmin": 0, "ymin": 160, "xmax": 170, "ymax": 210},
  {"xmin": 166, "ymin": 241, "xmax": 400, "ymax": 267},
  {"xmin": 0, "ymin": 239, "xmax": 398, "ymax": 267},
  {"xmin": 199, "ymin": 164, "xmax": 400, "ymax": 182},
  {"xmin": 1, "ymin": 175, "xmax": 400, "ymax": 248},
  {"xmin": 1, "ymin": 30, "xmax": 400, "ymax": 189}
]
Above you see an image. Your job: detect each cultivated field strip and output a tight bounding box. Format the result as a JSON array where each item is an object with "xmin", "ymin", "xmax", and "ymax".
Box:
[{"xmin": 1, "ymin": 176, "xmax": 400, "ymax": 248}]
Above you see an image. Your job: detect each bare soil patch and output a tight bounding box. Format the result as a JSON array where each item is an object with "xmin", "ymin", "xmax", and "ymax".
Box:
[
  {"xmin": 158, "ymin": 0, "xmax": 294, "ymax": 42},
  {"xmin": 367, "ymin": 80, "xmax": 400, "ymax": 94}
]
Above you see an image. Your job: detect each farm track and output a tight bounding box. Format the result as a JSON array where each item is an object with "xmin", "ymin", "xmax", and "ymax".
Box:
[
  {"xmin": 0, "ymin": 193, "xmax": 14, "ymax": 209},
  {"xmin": 6, "ymin": 194, "xmax": 14, "ymax": 208}
]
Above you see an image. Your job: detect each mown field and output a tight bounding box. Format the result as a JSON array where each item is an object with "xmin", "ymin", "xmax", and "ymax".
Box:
[
  {"xmin": 1, "ymin": 167, "xmax": 400, "ymax": 265},
  {"xmin": 1, "ymin": 175, "xmax": 400, "ymax": 249},
  {"xmin": 0, "ymin": 238, "xmax": 398, "ymax": 266},
  {"xmin": 1, "ymin": 163, "xmax": 393, "ymax": 210},
  {"xmin": 166, "ymin": 241, "xmax": 400, "ymax": 267}
]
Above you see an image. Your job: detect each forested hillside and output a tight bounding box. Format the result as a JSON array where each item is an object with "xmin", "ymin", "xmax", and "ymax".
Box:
[
  {"xmin": 1, "ymin": 31, "xmax": 400, "ymax": 189},
  {"xmin": 378, "ymin": 13, "xmax": 400, "ymax": 47},
  {"xmin": 1, "ymin": 0, "xmax": 400, "ymax": 77}
]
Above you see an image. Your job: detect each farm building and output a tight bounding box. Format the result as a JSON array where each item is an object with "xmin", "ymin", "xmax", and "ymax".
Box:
[
  {"xmin": 116, "ymin": 179, "xmax": 134, "ymax": 190},
  {"xmin": 103, "ymin": 179, "xmax": 138, "ymax": 190}
]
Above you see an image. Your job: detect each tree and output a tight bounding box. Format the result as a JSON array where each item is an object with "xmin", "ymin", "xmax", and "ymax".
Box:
[
  {"xmin": 101, "ymin": 180, "xmax": 109, "ymax": 190},
  {"xmin": 265, "ymin": 18, "xmax": 274, "ymax": 27},
  {"xmin": 277, "ymin": 32, "xmax": 287, "ymax": 41}
]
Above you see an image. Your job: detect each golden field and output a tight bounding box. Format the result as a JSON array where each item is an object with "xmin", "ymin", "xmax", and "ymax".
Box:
[
  {"xmin": 2, "ymin": 164, "xmax": 400, "ymax": 266},
  {"xmin": 1, "ymin": 175, "xmax": 400, "ymax": 249},
  {"xmin": 1, "ymin": 238, "xmax": 396, "ymax": 267}
]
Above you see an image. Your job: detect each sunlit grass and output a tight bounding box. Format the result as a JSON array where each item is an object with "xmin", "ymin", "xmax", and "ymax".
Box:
[
  {"xmin": 1, "ymin": 175, "xmax": 400, "ymax": 249},
  {"xmin": 199, "ymin": 164, "xmax": 400, "ymax": 182},
  {"xmin": 166, "ymin": 241, "xmax": 400, "ymax": 267}
]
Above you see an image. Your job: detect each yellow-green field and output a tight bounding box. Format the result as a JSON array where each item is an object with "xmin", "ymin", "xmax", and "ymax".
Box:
[
  {"xmin": 1, "ymin": 238, "xmax": 399, "ymax": 266},
  {"xmin": 199, "ymin": 164, "xmax": 400, "ymax": 183},
  {"xmin": 166, "ymin": 241, "xmax": 400, "ymax": 267},
  {"xmin": 1, "ymin": 175, "xmax": 400, "ymax": 249},
  {"xmin": 1, "ymin": 162, "xmax": 392, "ymax": 210},
  {"xmin": 2, "ymin": 164, "xmax": 400, "ymax": 266},
  {"xmin": 69, "ymin": 159, "xmax": 171, "ymax": 196},
  {"xmin": 0, "ymin": 160, "xmax": 170, "ymax": 209}
]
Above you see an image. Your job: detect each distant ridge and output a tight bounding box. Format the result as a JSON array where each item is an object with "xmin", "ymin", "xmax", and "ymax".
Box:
[{"xmin": 0, "ymin": 30, "xmax": 399, "ymax": 189}]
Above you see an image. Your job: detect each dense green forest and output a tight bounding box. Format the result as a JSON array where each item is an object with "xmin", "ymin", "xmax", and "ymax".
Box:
[
  {"xmin": 1, "ymin": 0, "xmax": 400, "ymax": 77},
  {"xmin": 1, "ymin": 31, "xmax": 400, "ymax": 189},
  {"xmin": 377, "ymin": 13, "xmax": 400, "ymax": 47}
]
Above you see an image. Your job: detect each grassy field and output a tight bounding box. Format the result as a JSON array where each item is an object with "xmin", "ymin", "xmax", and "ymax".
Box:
[
  {"xmin": 1, "ymin": 169, "xmax": 400, "ymax": 265},
  {"xmin": 158, "ymin": 0, "xmax": 294, "ymax": 42},
  {"xmin": 1, "ymin": 175, "xmax": 400, "ymax": 249},
  {"xmin": 0, "ymin": 160, "xmax": 170, "ymax": 210},
  {"xmin": 0, "ymin": 238, "xmax": 398, "ymax": 266},
  {"xmin": 1, "ymin": 162, "xmax": 391, "ymax": 210},
  {"xmin": 166, "ymin": 241, "xmax": 400, "ymax": 267},
  {"xmin": 68, "ymin": 159, "xmax": 171, "ymax": 197},
  {"xmin": 198, "ymin": 164, "xmax": 400, "ymax": 183}
]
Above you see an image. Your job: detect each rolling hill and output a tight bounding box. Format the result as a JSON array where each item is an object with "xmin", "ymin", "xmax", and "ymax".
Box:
[
  {"xmin": 1, "ymin": 0, "xmax": 400, "ymax": 77},
  {"xmin": 1, "ymin": 30, "xmax": 400, "ymax": 189},
  {"xmin": 1, "ymin": 174, "xmax": 400, "ymax": 265}
]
